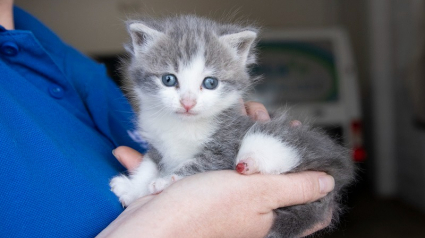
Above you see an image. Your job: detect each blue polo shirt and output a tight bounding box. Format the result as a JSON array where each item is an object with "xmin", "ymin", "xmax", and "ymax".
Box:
[{"xmin": 0, "ymin": 7, "xmax": 147, "ymax": 237}]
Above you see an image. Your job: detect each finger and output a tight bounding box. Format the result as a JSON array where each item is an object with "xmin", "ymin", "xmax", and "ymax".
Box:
[
  {"xmin": 258, "ymin": 171, "xmax": 335, "ymax": 210},
  {"xmin": 290, "ymin": 120, "xmax": 302, "ymax": 127},
  {"xmin": 112, "ymin": 146, "xmax": 143, "ymax": 171},
  {"xmin": 244, "ymin": 101, "xmax": 270, "ymax": 122}
]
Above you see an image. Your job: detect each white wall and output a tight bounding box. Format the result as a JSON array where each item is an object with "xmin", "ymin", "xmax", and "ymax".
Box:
[
  {"xmin": 368, "ymin": 0, "xmax": 397, "ymax": 196},
  {"xmin": 393, "ymin": 0, "xmax": 425, "ymax": 212},
  {"xmin": 15, "ymin": 0, "xmax": 340, "ymax": 54}
]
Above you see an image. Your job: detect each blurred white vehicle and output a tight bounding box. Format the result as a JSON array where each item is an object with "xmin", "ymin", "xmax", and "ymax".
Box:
[{"xmin": 251, "ymin": 28, "xmax": 366, "ymax": 162}]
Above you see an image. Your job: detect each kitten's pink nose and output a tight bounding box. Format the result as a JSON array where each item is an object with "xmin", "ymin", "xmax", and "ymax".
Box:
[{"xmin": 180, "ymin": 98, "xmax": 197, "ymax": 112}]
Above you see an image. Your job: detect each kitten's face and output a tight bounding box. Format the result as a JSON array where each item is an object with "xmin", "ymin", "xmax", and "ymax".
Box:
[
  {"xmin": 153, "ymin": 55, "xmax": 241, "ymax": 120},
  {"xmin": 126, "ymin": 16, "xmax": 257, "ymax": 121},
  {"xmin": 132, "ymin": 50, "xmax": 244, "ymax": 121}
]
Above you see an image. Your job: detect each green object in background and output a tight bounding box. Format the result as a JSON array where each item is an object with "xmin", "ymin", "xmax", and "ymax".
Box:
[{"xmin": 254, "ymin": 41, "xmax": 338, "ymax": 104}]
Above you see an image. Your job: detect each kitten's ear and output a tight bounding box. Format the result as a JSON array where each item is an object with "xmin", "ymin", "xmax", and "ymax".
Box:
[
  {"xmin": 219, "ymin": 30, "xmax": 257, "ymax": 65},
  {"xmin": 127, "ymin": 22, "xmax": 164, "ymax": 56}
]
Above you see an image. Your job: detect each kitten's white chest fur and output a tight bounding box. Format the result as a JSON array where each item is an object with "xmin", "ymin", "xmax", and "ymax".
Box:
[
  {"xmin": 132, "ymin": 53, "xmax": 225, "ymax": 173},
  {"xmin": 138, "ymin": 109, "xmax": 217, "ymax": 172}
]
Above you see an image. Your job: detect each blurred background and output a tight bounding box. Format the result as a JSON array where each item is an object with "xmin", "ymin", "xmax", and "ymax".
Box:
[{"xmin": 14, "ymin": 0, "xmax": 425, "ymax": 237}]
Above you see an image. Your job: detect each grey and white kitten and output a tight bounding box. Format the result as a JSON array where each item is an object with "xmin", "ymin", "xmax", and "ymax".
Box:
[{"xmin": 110, "ymin": 15, "xmax": 355, "ymax": 238}]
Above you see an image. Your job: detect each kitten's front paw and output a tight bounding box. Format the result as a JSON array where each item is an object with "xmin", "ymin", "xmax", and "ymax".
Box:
[
  {"xmin": 149, "ymin": 174, "xmax": 181, "ymax": 194},
  {"xmin": 110, "ymin": 175, "xmax": 139, "ymax": 207}
]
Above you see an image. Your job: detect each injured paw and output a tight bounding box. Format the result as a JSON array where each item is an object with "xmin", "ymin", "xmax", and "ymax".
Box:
[{"xmin": 235, "ymin": 158, "xmax": 259, "ymax": 175}]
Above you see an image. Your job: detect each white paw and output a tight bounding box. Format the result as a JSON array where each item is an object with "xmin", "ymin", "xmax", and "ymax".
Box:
[
  {"xmin": 149, "ymin": 174, "xmax": 181, "ymax": 194},
  {"xmin": 110, "ymin": 175, "xmax": 139, "ymax": 207},
  {"xmin": 236, "ymin": 133, "xmax": 301, "ymax": 175}
]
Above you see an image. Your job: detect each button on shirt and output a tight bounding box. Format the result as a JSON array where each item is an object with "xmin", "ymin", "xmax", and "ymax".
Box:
[
  {"xmin": 0, "ymin": 7, "xmax": 147, "ymax": 237},
  {"xmin": 0, "ymin": 41, "xmax": 19, "ymax": 56}
]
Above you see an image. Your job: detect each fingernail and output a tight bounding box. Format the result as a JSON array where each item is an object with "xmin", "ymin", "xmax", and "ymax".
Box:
[
  {"xmin": 290, "ymin": 120, "xmax": 302, "ymax": 127},
  {"xmin": 112, "ymin": 149, "xmax": 120, "ymax": 161},
  {"xmin": 319, "ymin": 175, "xmax": 335, "ymax": 194},
  {"xmin": 255, "ymin": 110, "xmax": 270, "ymax": 122}
]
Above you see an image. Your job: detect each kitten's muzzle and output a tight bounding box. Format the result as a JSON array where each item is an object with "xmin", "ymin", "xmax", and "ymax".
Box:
[{"xmin": 180, "ymin": 98, "xmax": 197, "ymax": 112}]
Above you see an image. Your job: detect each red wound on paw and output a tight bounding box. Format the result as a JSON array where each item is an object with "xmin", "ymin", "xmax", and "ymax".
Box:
[{"xmin": 236, "ymin": 162, "xmax": 246, "ymax": 173}]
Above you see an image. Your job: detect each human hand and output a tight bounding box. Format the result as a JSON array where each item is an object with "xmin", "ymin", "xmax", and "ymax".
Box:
[
  {"xmin": 100, "ymin": 149, "xmax": 334, "ymax": 238},
  {"xmin": 242, "ymin": 100, "xmax": 271, "ymax": 122},
  {"xmin": 101, "ymin": 102, "xmax": 332, "ymax": 237}
]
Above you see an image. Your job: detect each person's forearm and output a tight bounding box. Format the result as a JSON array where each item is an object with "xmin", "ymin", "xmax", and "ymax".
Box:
[
  {"xmin": 0, "ymin": 0, "xmax": 14, "ymax": 30},
  {"xmin": 97, "ymin": 188, "xmax": 220, "ymax": 238},
  {"xmin": 109, "ymin": 195, "xmax": 210, "ymax": 238}
]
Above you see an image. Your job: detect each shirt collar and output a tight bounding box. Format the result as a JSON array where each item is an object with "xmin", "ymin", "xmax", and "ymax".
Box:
[{"xmin": 13, "ymin": 6, "xmax": 68, "ymax": 76}]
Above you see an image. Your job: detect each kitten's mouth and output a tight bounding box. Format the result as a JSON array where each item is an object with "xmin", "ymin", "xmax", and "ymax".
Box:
[{"xmin": 176, "ymin": 111, "xmax": 198, "ymax": 116}]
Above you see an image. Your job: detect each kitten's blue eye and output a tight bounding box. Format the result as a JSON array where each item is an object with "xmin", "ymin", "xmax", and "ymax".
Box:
[
  {"xmin": 162, "ymin": 74, "xmax": 178, "ymax": 87},
  {"xmin": 202, "ymin": 77, "xmax": 219, "ymax": 90}
]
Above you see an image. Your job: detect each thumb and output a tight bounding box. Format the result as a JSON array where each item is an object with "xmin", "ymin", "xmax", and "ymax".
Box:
[
  {"xmin": 112, "ymin": 146, "xmax": 143, "ymax": 171},
  {"xmin": 260, "ymin": 171, "xmax": 335, "ymax": 210}
]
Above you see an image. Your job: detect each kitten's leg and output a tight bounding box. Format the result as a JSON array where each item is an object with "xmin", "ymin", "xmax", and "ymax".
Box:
[
  {"xmin": 236, "ymin": 122, "xmax": 352, "ymax": 237},
  {"xmin": 235, "ymin": 132, "xmax": 301, "ymax": 175},
  {"xmin": 149, "ymin": 148, "xmax": 237, "ymax": 194},
  {"xmin": 267, "ymin": 194, "xmax": 335, "ymax": 238},
  {"xmin": 110, "ymin": 156, "xmax": 158, "ymax": 206}
]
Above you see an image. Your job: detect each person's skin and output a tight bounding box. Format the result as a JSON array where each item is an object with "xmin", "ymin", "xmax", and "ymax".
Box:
[
  {"xmin": 1, "ymin": 2, "xmax": 334, "ymax": 236},
  {"xmin": 0, "ymin": 0, "xmax": 13, "ymax": 30}
]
